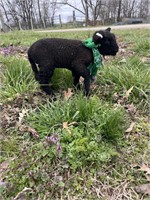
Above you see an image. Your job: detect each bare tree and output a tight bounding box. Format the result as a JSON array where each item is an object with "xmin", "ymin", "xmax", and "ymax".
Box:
[
  {"xmin": 122, "ymin": 0, "xmax": 137, "ymax": 18},
  {"xmin": 81, "ymin": 0, "xmax": 89, "ymax": 26},
  {"xmin": 0, "ymin": 0, "xmax": 34, "ymax": 29},
  {"xmin": 0, "ymin": 0, "xmax": 150, "ymax": 29},
  {"xmin": 40, "ymin": 0, "xmax": 59, "ymax": 27},
  {"xmin": 60, "ymin": 0, "xmax": 106, "ymax": 26},
  {"xmin": 117, "ymin": 0, "xmax": 122, "ymax": 22},
  {"xmin": 87, "ymin": 0, "xmax": 105, "ymax": 25},
  {"xmin": 0, "ymin": 0, "xmax": 9, "ymax": 22},
  {"xmin": 17, "ymin": 0, "xmax": 34, "ymax": 29},
  {"xmin": 59, "ymin": 0, "xmax": 85, "ymax": 15},
  {"xmin": 50, "ymin": 0, "xmax": 59, "ymax": 26},
  {"xmin": 58, "ymin": 0, "xmax": 87, "ymax": 25},
  {"xmin": 7, "ymin": 0, "xmax": 21, "ymax": 28},
  {"xmin": 138, "ymin": 0, "xmax": 150, "ymax": 19},
  {"xmin": 41, "ymin": 1, "xmax": 49, "ymax": 26},
  {"xmin": 0, "ymin": 8, "xmax": 5, "ymax": 31},
  {"xmin": 37, "ymin": 0, "xmax": 42, "ymax": 25}
]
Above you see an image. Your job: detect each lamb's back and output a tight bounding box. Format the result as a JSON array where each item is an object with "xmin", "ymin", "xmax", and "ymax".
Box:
[{"xmin": 28, "ymin": 38, "xmax": 92, "ymax": 68}]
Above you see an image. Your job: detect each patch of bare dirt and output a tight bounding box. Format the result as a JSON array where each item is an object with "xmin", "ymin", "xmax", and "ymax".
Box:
[
  {"xmin": 0, "ymin": 45, "xmax": 28, "ymax": 58},
  {"xmin": 0, "ymin": 92, "xmax": 49, "ymax": 132}
]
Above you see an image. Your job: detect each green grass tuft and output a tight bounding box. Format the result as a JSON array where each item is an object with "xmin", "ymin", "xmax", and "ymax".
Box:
[
  {"xmin": 133, "ymin": 38, "xmax": 150, "ymax": 54},
  {"xmin": 97, "ymin": 56, "xmax": 150, "ymax": 105},
  {"xmin": 27, "ymin": 95, "xmax": 127, "ymax": 170},
  {"xmin": 0, "ymin": 56, "xmax": 38, "ymax": 101}
]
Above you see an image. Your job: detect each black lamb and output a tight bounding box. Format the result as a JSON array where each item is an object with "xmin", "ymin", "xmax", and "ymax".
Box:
[{"xmin": 28, "ymin": 28, "xmax": 119, "ymax": 96}]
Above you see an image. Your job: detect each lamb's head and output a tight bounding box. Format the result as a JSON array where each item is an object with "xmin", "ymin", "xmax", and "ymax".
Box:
[{"xmin": 93, "ymin": 28, "xmax": 119, "ymax": 56}]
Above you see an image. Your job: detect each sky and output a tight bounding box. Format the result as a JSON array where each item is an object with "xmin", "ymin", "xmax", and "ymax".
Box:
[{"xmin": 57, "ymin": 1, "xmax": 84, "ymax": 22}]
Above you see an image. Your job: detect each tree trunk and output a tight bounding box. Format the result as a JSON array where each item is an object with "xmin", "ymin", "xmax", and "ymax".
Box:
[
  {"xmin": 37, "ymin": 0, "xmax": 44, "ymax": 28},
  {"xmin": 59, "ymin": 14, "xmax": 62, "ymax": 27},
  {"xmin": 0, "ymin": 9, "xmax": 5, "ymax": 31},
  {"xmin": 85, "ymin": 1, "xmax": 89, "ymax": 26},
  {"xmin": 117, "ymin": 0, "xmax": 122, "ymax": 22}
]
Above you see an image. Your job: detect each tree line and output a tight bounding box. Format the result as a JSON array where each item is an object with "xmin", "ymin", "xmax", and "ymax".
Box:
[{"xmin": 0, "ymin": 0, "xmax": 149, "ymax": 30}]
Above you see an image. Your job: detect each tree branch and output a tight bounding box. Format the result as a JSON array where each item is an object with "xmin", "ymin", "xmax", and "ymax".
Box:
[{"xmin": 57, "ymin": 2, "xmax": 85, "ymax": 15}]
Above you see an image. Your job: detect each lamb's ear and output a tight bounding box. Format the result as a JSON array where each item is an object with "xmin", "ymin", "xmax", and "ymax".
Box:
[
  {"xmin": 106, "ymin": 27, "xmax": 111, "ymax": 32},
  {"xmin": 96, "ymin": 32, "xmax": 103, "ymax": 38},
  {"xmin": 93, "ymin": 31, "xmax": 103, "ymax": 44}
]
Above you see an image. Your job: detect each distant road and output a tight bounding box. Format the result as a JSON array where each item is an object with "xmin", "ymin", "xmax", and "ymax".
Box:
[{"xmin": 37, "ymin": 24, "xmax": 150, "ymax": 33}]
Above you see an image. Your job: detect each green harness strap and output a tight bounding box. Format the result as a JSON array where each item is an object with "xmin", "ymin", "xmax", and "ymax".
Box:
[{"xmin": 82, "ymin": 38, "xmax": 102, "ymax": 79}]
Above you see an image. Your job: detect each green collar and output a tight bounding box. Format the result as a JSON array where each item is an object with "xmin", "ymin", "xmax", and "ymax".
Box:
[{"xmin": 82, "ymin": 38, "xmax": 102, "ymax": 79}]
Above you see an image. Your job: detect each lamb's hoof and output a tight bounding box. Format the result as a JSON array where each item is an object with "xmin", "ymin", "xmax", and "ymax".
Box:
[{"xmin": 40, "ymin": 86, "xmax": 53, "ymax": 96}]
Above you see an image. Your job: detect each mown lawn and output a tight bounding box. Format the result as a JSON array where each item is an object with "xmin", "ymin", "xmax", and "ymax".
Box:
[{"xmin": 0, "ymin": 29, "xmax": 150, "ymax": 200}]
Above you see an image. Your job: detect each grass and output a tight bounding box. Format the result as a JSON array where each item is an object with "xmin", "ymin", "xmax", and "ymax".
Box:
[
  {"xmin": 28, "ymin": 95, "xmax": 126, "ymax": 140},
  {"xmin": 0, "ymin": 28, "xmax": 150, "ymax": 199},
  {"xmin": 96, "ymin": 56, "xmax": 150, "ymax": 107},
  {"xmin": 1, "ymin": 97, "xmax": 126, "ymax": 198},
  {"xmin": 0, "ymin": 56, "xmax": 38, "ymax": 101},
  {"xmin": 0, "ymin": 30, "xmax": 92, "ymax": 47}
]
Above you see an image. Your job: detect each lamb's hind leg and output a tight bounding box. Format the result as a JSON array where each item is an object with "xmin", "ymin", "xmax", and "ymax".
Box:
[
  {"xmin": 28, "ymin": 57, "xmax": 39, "ymax": 80},
  {"xmin": 36, "ymin": 65, "xmax": 54, "ymax": 95}
]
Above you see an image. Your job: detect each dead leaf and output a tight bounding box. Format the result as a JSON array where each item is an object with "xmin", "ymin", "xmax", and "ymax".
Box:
[
  {"xmin": 63, "ymin": 88, "xmax": 73, "ymax": 101},
  {"xmin": 125, "ymin": 103, "xmax": 137, "ymax": 117},
  {"xmin": 141, "ymin": 57, "xmax": 150, "ymax": 63},
  {"xmin": 18, "ymin": 109, "xmax": 29, "ymax": 125},
  {"xmin": 119, "ymin": 58, "xmax": 127, "ymax": 63},
  {"xmin": 63, "ymin": 122, "xmax": 71, "ymax": 134},
  {"xmin": 63, "ymin": 122, "xmax": 68, "ymax": 129},
  {"xmin": 33, "ymin": 96, "xmax": 40, "ymax": 105},
  {"xmin": 0, "ymin": 161, "xmax": 9, "ymax": 181},
  {"xmin": 0, "ymin": 161, "xmax": 9, "ymax": 170},
  {"xmin": 19, "ymin": 125, "xmax": 28, "ymax": 132},
  {"xmin": 135, "ymin": 183, "xmax": 150, "ymax": 195},
  {"xmin": 124, "ymin": 86, "xmax": 134, "ymax": 99},
  {"xmin": 113, "ymin": 92, "xmax": 119, "ymax": 99},
  {"xmin": 4, "ymin": 113, "xmax": 11, "ymax": 123},
  {"xmin": 138, "ymin": 164, "xmax": 150, "ymax": 175},
  {"xmin": 145, "ymin": 174, "xmax": 150, "ymax": 182},
  {"xmin": 63, "ymin": 121, "xmax": 77, "ymax": 129},
  {"xmin": 14, "ymin": 187, "xmax": 32, "ymax": 200},
  {"xmin": 28, "ymin": 127, "xmax": 39, "ymax": 138},
  {"xmin": 68, "ymin": 122, "xmax": 78, "ymax": 126},
  {"xmin": 125, "ymin": 122, "xmax": 135, "ymax": 133},
  {"xmin": 19, "ymin": 125, "xmax": 39, "ymax": 138}
]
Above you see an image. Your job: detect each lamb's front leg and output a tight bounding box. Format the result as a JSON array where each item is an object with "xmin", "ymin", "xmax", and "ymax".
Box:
[
  {"xmin": 72, "ymin": 71, "xmax": 80, "ymax": 90},
  {"xmin": 72, "ymin": 62, "xmax": 90, "ymax": 96},
  {"xmin": 83, "ymin": 76, "xmax": 90, "ymax": 96}
]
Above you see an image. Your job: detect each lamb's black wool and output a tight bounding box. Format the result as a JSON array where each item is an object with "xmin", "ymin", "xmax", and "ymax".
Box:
[{"xmin": 28, "ymin": 28, "xmax": 119, "ymax": 95}]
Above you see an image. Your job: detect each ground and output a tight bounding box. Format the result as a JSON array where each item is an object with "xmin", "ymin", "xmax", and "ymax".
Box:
[{"xmin": 0, "ymin": 28, "xmax": 150, "ymax": 200}]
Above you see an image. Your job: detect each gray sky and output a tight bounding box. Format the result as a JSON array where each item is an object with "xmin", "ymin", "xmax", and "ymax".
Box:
[{"xmin": 58, "ymin": 1, "xmax": 84, "ymax": 22}]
